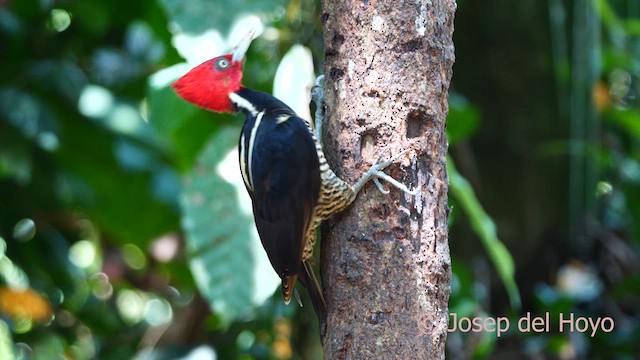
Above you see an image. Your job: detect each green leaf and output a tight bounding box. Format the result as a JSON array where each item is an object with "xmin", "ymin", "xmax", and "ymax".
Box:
[
  {"xmin": 624, "ymin": 19, "xmax": 640, "ymax": 36},
  {"xmin": 448, "ymin": 157, "xmax": 521, "ymax": 310},
  {"xmin": 181, "ymin": 127, "xmax": 278, "ymax": 326},
  {"xmin": 472, "ymin": 321, "xmax": 497, "ymax": 358},
  {"xmin": 32, "ymin": 332, "xmax": 67, "ymax": 359},
  {"xmin": 0, "ymin": 87, "xmax": 58, "ymax": 145},
  {"xmin": 604, "ymin": 108, "xmax": 640, "ymax": 138},
  {"xmin": 447, "ymin": 92, "xmax": 481, "ymax": 145},
  {"xmin": 592, "ymin": 0, "xmax": 621, "ymax": 29},
  {"xmin": 54, "ymin": 110, "xmax": 179, "ymax": 246},
  {"xmin": 147, "ymin": 64, "xmax": 223, "ymax": 171},
  {"xmin": 0, "ymin": 321, "xmax": 14, "ymax": 360},
  {"xmin": 0, "ymin": 128, "xmax": 32, "ymax": 184},
  {"xmin": 159, "ymin": 0, "xmax": 287, "ymax": 37}
]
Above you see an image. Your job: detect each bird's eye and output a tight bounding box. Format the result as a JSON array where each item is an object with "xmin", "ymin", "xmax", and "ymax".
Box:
[{"xmin": 215, "ymin": 58, "xmax": 230, "ymax": 70}]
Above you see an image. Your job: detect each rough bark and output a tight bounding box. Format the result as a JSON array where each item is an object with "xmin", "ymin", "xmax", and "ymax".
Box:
[{"xmin": 319, "ymin": 0, "xmax": 455, "ymax": 358}]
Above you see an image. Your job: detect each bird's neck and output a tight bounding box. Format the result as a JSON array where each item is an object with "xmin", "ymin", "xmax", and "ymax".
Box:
[{"xmin": 230, "ymin": 88, "xmax": 295, "ymax": 118}]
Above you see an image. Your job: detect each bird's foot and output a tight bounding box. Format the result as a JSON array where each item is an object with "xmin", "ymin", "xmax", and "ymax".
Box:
[{"xmin": 353, "ymin": 146, "xmax": 416, "ymax": 196}]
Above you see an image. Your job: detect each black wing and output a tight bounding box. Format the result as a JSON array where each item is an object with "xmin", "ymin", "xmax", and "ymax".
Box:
[{"xmin": 244, "ymin": 114, "xmax": 321, "ymax": 281}]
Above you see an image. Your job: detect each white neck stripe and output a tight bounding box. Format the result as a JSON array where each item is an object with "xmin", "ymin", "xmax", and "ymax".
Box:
[
  {"xmin": 247, "ymin": 110, "xmax": 265, "ymax": 191},
  {"xmin": 229, "ymin": 93, "xmax": 258, "ymax": 116},
  {"xmin": 239, "ymin": 132, "xmax": 251, "ymax": 191}
]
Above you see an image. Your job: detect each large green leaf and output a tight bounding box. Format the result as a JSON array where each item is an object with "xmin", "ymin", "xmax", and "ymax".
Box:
[
  {"xmin": 54, "ymin": 106, "xmax": 179, "ymax": 246},
  {"xmin": 604, "ymin": 108, "xmax": 640, "ymax": 138},
  {"xmin": 448, "ymin": 157, "xmax": 521, "ymax": 309},
  {"xmin": 181, "ymin": 127, "xmax": 278, "ymax": 325},
  {"xmin": 447, "ymin": 92, "xmax": 481, "ymax": 145},
  {"xmin": 159, "ymin": 0, "xmax": 287, "ymax": 36},
  {"xmin": 147, "ymin": 65, "xmax": 223, "ymax": 171},
  {"xmin": 0, "ymin": 321, "xmax": 14, "ymax": 360}
]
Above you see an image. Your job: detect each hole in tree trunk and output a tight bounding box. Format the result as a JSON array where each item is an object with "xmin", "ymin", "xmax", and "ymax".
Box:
[{"xmin": 406, "ymin": 109, "xmax": 429, "ymax": 138}]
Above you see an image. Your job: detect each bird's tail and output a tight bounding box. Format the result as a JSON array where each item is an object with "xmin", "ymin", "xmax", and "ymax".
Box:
[
  {"xmin": 298, "ymin": 260, "xmax": 327, "ymax": 325},
  {"xmin": 281, "ymin": 275, "xmax": 298, "ymax": 305}
]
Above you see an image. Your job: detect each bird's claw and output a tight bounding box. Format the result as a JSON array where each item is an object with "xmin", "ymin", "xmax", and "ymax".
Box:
[
  {"xmin": 373, "ymin": 178, "xmax": 390, "ymax": 194},
  {"xmin": 356, "ymin": 147, "xmax": 416, "ymax": 196},
  {"xmin": 310, "ymin": 75, "xmax": 415, "ymax": 197},
  {"xmin": 373, "ymin": 146, "xmax": 411, "ymax": 170}
]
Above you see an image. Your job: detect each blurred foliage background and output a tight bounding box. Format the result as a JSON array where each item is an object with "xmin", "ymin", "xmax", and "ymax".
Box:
[{"xmin": 0, "ymin": 0, "xmax": 638, "ymax": 359}]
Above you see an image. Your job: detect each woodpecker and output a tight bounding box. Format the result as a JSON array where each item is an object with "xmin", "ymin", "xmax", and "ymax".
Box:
[{"xmin": 172, "ymin": 33, "xmax": 414, "ymax": 323}]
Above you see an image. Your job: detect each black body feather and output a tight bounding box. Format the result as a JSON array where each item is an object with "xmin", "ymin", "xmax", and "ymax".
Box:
[{"xmin": 234, "ymin": 88, "xmax": 326, "ymax": 322}]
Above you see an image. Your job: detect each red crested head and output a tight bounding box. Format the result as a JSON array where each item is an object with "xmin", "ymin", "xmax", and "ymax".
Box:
[
  {"xmin": 171, "ymin": 31, "xmax": 255, "ymax": 113},
  {"xmin": 172, "ymin": 54, "xmax": 243, "ymax": 113}
]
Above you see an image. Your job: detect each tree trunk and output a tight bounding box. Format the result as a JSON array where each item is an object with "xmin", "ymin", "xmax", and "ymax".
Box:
[{"xmin": 319, "ymin": 0, "xmax": 455, "ymax": 358}]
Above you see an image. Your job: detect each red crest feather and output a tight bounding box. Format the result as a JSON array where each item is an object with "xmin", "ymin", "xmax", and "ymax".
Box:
[{"xmin": 172, "ymin": 55, "xmax": 244, "ymax": 113}]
